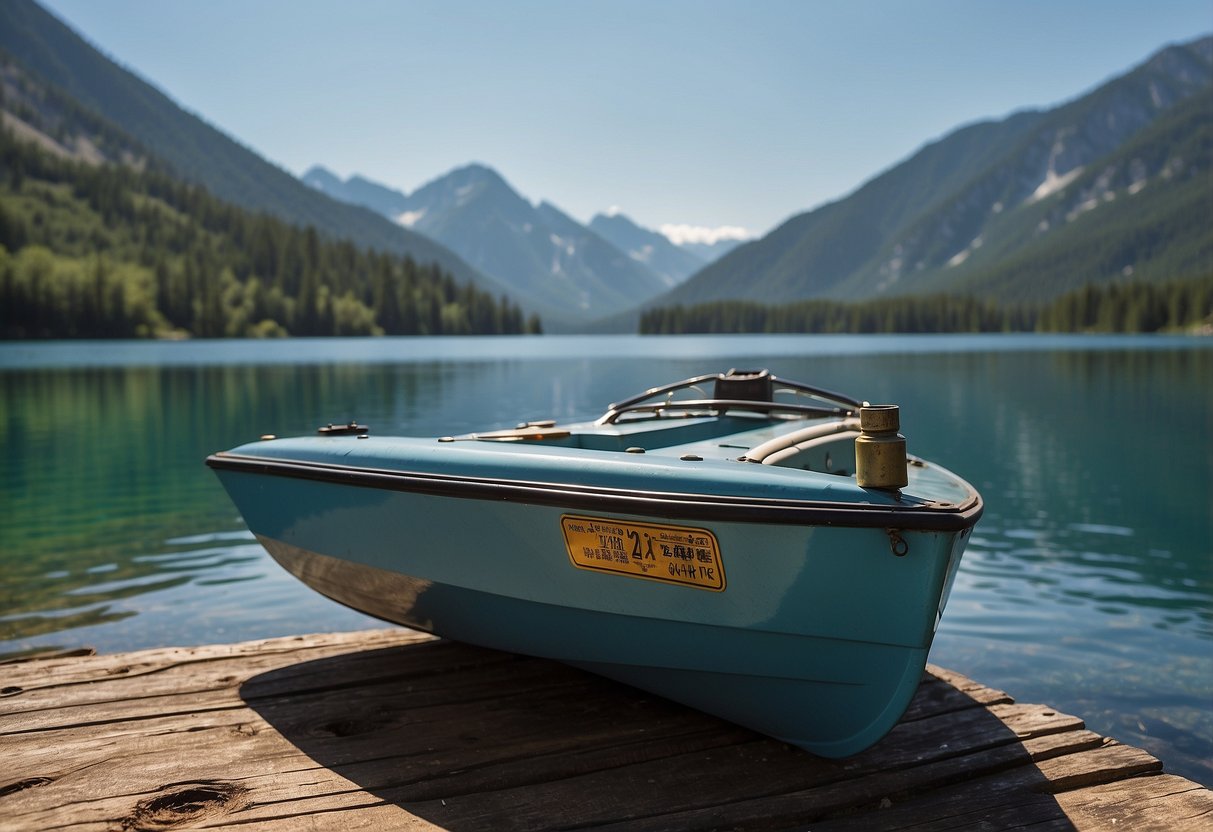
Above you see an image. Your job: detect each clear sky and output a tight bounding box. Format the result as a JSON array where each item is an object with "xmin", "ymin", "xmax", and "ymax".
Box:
[{"xmin": 39, "ymin": 0, "xmax": 1213, "ymax": 241}]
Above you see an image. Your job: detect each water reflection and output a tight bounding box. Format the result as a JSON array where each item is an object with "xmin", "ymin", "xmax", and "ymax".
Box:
[
  {"xmin": 875, "ymin": 347, "xmax": 1212, "ymax": 786},
  {"xmin": 0, "ymin": 337, "xmax": 1209, "ymax": 785}
]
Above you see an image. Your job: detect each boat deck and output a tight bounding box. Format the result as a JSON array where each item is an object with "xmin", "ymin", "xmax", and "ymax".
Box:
[{"xmin": 2, "ymin": 629, "xmax": 1209, "ymax": 831}]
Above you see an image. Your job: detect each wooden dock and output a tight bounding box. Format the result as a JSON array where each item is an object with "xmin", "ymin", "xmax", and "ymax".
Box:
[{"xmin": 1, "ymin": 629, "xmax": 1209, "ymax": 831}]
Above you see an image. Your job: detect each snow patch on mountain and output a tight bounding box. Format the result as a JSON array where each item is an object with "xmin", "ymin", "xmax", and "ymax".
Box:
[
  {"xmin": 1030, "ymin": 165, "xmax": 1084, "ymax": 203},
  {"xmin": 946, "ymin": 235, "xmax": 984, "ymax": 268},
  {"xmin": 659, "ymin": 223, "xmax": 751, "ymax": 245}
]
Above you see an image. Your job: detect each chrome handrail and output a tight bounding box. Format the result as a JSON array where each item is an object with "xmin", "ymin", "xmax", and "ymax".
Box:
[
  {"xmin": 596, "ymin": 370, "xmax": 863, "ymax": 425},
  {"xmin": 597, "ymin": 399, "xmax": 854, "ymax": 425}
]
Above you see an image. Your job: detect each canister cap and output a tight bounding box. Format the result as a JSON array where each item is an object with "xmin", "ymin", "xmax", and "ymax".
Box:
[{"xmin": 859, "ymin": 405, "xmax": 900, "ymax": 433}]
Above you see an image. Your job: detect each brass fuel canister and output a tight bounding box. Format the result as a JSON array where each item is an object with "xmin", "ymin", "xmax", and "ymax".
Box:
[{"xmin": 855, "ymin": 405, "xmax": 908, "ymax": 490}]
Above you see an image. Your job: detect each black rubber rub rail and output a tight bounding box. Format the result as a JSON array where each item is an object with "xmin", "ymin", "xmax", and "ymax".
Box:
[{"xmin": 206, "ymin": 452, "xmax": 984, "ymax": 533}]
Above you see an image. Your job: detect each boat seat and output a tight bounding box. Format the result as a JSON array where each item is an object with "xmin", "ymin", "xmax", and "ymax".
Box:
[
  {"xmin": 760, "ymin": 430, "xmax": 860, "ymax": 474},
  {"xmin": 744, "ymin": 419, "xmax": 861, "ymax": 474}
]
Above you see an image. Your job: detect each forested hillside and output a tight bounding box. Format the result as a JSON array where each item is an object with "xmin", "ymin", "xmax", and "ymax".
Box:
[
  {"xmin": 0, "ymin": 0, "xmax": 510, "ymax": 303},
  {"xmin": 0, "ymin": 127, "xmax": 539, "ymax": 339}
]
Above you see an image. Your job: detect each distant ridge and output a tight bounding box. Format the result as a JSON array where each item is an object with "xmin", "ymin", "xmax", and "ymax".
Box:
[
  {"xmin": 303, "ymin": 165, "xmax": 411, "ymax": 220},
  {"xmin": 675, "ymin": 236, "xmax": 747, "ymax": 264},
  {"xmin": 587, "ymin": 212, "xmax": 706, "ymax": 287}
]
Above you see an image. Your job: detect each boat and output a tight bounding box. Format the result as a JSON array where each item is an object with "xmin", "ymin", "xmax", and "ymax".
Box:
[{"xmin": 207, "ymin": 368, "xmax": 982, "ymax": 757}]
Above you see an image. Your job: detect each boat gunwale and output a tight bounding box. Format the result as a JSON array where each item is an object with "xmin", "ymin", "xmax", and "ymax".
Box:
[{"xmin": 206, "ymin": 451, "xmax": 984, "ymax": 532}]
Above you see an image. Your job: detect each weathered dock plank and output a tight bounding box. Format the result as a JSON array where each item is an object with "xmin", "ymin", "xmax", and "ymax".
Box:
[{"xmin": 1, "ymin": 629, "xmax": 1209, "ymax": 831}]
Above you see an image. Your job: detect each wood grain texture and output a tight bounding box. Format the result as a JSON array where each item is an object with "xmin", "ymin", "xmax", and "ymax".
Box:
[{"xmin": 1, "ymin": 629, "xmax": 1208, "ymax": 831}]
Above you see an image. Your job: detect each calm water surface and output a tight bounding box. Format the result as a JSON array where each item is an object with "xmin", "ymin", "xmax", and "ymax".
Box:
[{"xmin": 2, "ymin": 334, "xmax": 1210, "ymax": 785}]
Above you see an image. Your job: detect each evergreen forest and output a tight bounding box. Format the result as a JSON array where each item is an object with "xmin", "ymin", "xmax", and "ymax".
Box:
[
  {"xmin": 0, "ymin": 127, "xmax": 541, "ymax": 339},
  {"xmin": 638, "ymin": 276, "xmax": 1213, "ymax": 335}
]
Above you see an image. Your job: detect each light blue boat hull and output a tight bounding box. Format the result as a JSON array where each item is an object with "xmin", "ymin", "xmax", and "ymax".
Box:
[
  {"xmin": 209, "ymin": 371, "xmax": 981, "ymax": 756},
  {"xmin": 260, "ymin": 537, "xmax": 935, "ymax": 757},
  {"xmin": 213, "ymin": 451, "xmax": 972, "ymax": 757}
]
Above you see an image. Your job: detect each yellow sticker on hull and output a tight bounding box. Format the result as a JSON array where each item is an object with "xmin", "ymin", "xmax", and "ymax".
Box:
[{"xmin": 560, "ymin": 515, "xmax": 725, "ymax": 591}]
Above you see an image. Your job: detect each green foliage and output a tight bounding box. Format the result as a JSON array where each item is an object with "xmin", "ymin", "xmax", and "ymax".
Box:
[
  {"xmin": 0, "ymin": 245, "xmax": 165, "ymax": 337},
  {"xmin": 639, "ymin": 274, "xmax": 1213, "ymax": 335},
  {"xmin": 0, "ymin": 127, "xmax": 537, "ymax": 339},
  {"xmin": 1035, "ymin": 274, "xmax": 1213, "ymax": 333}
]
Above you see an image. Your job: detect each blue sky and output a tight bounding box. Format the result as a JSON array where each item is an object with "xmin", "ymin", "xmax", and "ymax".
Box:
[{"xmin": 40, "ymin": 0, "xmax": 1212, "ymax": 241}]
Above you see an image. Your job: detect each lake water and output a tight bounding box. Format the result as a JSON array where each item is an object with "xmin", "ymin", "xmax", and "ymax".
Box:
[{"xmin": 2, "ymin": 334, "xmax": 1210, "ymax": 786}]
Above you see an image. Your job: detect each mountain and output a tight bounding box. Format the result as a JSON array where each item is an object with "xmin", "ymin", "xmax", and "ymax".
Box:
[
  {"xmin": 911, "ymin": 87, "xmax": 1212, "ymax": 300},
  {"xmin": 534, "ymin": 200, "xmax": 670, "ymax": 306},
  {"xmin": 659, "ymin": 36, "xmax": 1213, "ymax": 308},
  {"xmin": 302, "ymin": 165, "xmax": 410, "ymax": 219},
  {"xmin": 587, "ymin": 212, "xmax": 705, "ymax": 287},
  {"xmin": 677, "ymin": 238, "xmax": 746, "ymax": 263},
  {"xmin": 0, "ymin": 0, "xmax": 515, "ymax": 302},
  {"xmin": 306, "ymin": 164, "xmax": 671, "ymax": 319}
]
